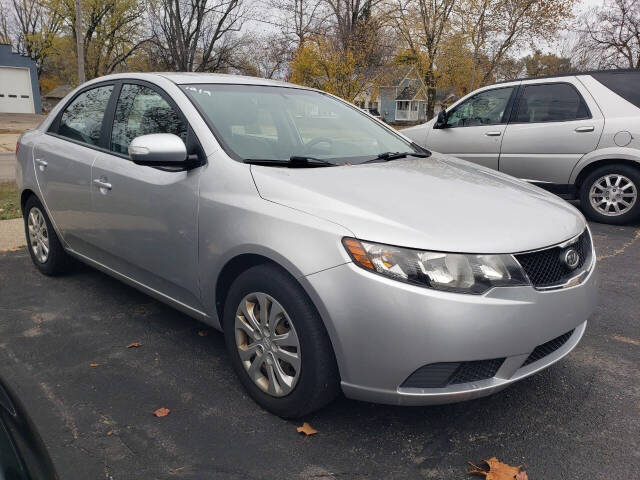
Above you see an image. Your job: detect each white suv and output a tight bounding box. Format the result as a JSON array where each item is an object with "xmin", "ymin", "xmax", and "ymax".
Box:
[{"xmin": 403, "ymin": 70, "xmax": 640, "ymax": 224}]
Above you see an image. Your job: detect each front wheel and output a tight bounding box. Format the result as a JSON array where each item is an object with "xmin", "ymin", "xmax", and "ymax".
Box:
[
  {"xmin": 579, "ymin": 164, "xmax": 640, "ymax": 225},
  {"xmin": 223, "ymin": 264, "xmax": 340, "ymax": 418}
]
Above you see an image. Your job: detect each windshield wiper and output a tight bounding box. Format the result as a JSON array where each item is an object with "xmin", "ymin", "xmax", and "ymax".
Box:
[
  {"xmin": 363, "ymin": 151, "xmax": 430, "ymax": 164},
  {"xmin": 243, "ymin": 156, "xmax": 337, "ymax": 168}
]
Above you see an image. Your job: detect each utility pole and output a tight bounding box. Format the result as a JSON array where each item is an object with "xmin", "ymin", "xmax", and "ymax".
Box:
[{"xmin": 74, "ymin": 0, "xmax": 85, "ymax": 83}]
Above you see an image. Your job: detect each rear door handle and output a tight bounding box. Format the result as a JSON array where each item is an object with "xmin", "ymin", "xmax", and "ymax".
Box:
[
  {"xmin": 93, "ymin": 179, "xmax": 112, "ymax": 190},
  {"xmin": 485, "ymin": 131, "xmax": 501, "ymax": 136},
  {"xmin": 575, "ymin": 126, "xmax": 595, "ymax": 132},
  {"xmin": 35, "ymin": 158, "xmax": 48, "ymax": 169}
]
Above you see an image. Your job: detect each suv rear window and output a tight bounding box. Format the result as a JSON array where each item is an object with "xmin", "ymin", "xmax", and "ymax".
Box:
[{"xmin": 590, "ymin": 71, "xmax": 640, "ymax": 109}]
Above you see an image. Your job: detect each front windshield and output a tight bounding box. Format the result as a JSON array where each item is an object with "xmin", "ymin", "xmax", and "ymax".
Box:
[{"xmin": 181, "ymin": 84, "xmax": 418, "ymax": 165}]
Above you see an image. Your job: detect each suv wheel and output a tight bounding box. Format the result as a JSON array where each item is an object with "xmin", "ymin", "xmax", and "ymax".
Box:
[
  {"xmin": 579, "ymin": 164, "xmax": 640, "ymax": 225},
  {"xmin": 23, "ymin": 195, "xmax": 72, "ymax": 275},
  {"xmin": 223, "ymin": 264, "xmax": 340, "ymax": 418}
]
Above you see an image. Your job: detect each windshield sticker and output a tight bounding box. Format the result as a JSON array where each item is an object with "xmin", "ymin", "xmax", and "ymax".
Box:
[{"xmin": 184, "ymin": 86, "xmax": 212, "ymax": 97}]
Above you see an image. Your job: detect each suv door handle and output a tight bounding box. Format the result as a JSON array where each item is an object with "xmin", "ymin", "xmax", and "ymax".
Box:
[
  {"xmin": 485, "ymin": 131, "xmax": 501, "ymax": 136},
  {"xmin": 35, "ymin": 158, "xmax": 48, "ymax": 169},
  {"xmin": 575, "ymin": 126, "xmax": 595, "ymax": 132},
  {"xmin": 93, "ymin": 179, "xmax": 112, "ymax": 190}
]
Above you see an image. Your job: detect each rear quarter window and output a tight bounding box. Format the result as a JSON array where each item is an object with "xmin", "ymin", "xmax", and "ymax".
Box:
[{"xmin": 590, "ymin": 71, "xmax": 640, "ymax": 109}]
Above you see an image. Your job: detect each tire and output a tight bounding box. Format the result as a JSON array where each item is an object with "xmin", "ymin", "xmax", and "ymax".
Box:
[
  {"xmin": 23, "ymin": 195, "xmax": 72, "ymax": 275},
  {"xmin": 579, "ymin": 164, "xmax": 640, "ymax": 225},
  {"xmin": 223, "ymin": 263, "xmax": 340, "ymax": 418}
]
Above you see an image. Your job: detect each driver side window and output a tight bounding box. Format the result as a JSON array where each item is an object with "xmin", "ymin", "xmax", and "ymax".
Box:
[
  {"xmin": 110, "ymin": 84, "xmax": 187, "ymax": 155},
  {"xmin": 446, "ymin": 87, "xmax": 514, "ymax": 127}
]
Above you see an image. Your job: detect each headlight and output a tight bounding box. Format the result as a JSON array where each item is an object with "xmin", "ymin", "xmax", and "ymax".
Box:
[{"xmin": 342, "ymin": 238, "xmax": 529, "ymax": 294}]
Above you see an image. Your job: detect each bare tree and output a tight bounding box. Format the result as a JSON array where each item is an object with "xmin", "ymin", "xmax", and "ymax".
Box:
[
  {"xmin": 74, "ymin": 0, "xmax": 85, "ymax": 82},
  {"xmin": 149, "ymin": 0, "xmax": 245, "ymax": 72},
  {"xmin": 0, "ymin": 0, "xmax": 63, "ymax": 75},
  {"xmin": 455, "ymin": 0, "xmax": 489, "ymax": 91},
  {"xmin": 58, "ymin": 0, "xmax": 148, "ymax": 80},
  {"xmin": 577, "ymin": 0, "xmax": 640, "ymax": 69},
  {"xmin": 0, "ymin": 3, "xmax": 11, "ymax": 44},
  {"xmin": 265, "ymin": 0, "xmax": 329, "ymax": 47},
  {"xmin": 233, "ymin": 33, "xmax": 291, "ymax": 79},
  {"xmin": 457, "ymin": 0, "xmax": 576, "ymax": 88},
  {"xmin": 324, "ymin": 0, "xmax": 385, "ymax": 50},
  {"xmin": 387, "ymin": 0, "xmax": 457, "ymax": 118}
]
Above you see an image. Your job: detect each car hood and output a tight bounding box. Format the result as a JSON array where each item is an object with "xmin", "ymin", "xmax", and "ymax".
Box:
[{"xmin": 250, "ymin": 153, "xmax": 586, "ymax": 253}]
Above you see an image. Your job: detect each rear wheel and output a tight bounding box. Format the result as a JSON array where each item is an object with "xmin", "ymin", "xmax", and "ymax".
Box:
[
  {"xmin": 579, "ymin": 164, "xmax": 640, "ymax": 225},
  {"xmin": 23, "ymin": 195, "xmax": 72, "ymax": 275},
  {"xmin": 223, "ymin": 263, "xmax": 340, "ymax": 418}
]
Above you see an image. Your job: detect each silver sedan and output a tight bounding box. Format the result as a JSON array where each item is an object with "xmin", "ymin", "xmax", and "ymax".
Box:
[{"xmin": 16, "ymin": 73, "xmax": 598, "ymax": 417}]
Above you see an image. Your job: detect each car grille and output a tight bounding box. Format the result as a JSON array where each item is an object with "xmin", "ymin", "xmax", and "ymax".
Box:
[
  {"xmin": 514, "ymin": 229, "xmax": 592, "ymax": 289},
  {"xmin": 401, "ymin": 358, "xmax": 505, "ymax": 389},
  {"xmin": 522, "ymin": 330, "xmax": 575, "ymax": 367}
]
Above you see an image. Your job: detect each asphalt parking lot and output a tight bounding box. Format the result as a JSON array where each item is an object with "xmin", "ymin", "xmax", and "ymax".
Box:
[{"xmin": 0, "ymin": 221, "xmax": 639, "ymax": 480}]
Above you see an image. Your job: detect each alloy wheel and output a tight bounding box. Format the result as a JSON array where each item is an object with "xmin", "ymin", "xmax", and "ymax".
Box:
[
  {"xmin": 28, "ymin": 207, "xmax": 49, "ymax": 263},
  {"xmin": 234, "ymin": 292, "xmax": 301, "ymax": 397},
  {"xmin": 589, "ymin": 174, "xmax": 637, "ymax": 217}
]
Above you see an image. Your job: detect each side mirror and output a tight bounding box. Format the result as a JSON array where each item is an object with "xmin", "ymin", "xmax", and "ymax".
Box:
[
  {"xmin": 433, "ymin": 110, "xmax": 448, "ymax": 129},
  {"xmin": 128, "ymin": 133, "xmax": 187, "ymax": 166}
]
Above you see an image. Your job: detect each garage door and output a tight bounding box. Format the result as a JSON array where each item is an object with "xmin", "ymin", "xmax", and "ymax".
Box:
[{"xmin": 0, "ymin": 67, "xmax": 35, "ymax": 114}]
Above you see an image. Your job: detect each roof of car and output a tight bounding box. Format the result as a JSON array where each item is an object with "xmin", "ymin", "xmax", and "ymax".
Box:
[
  {"xmin": 156, "ymin": 72, "xmax": 298, "ymax": 87},
  {"xmin": 493, "ymin": 68, "xmax": 639, "ymax": 85},
  {"xmin": 77, "ymin": 72, "xmax": 313, "ymax": 91}
]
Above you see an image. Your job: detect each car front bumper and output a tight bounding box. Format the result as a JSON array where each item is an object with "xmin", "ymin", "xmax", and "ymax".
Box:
[{"xmin": 304, "ymin": 258, "xmax": 598, "ymax": 406}]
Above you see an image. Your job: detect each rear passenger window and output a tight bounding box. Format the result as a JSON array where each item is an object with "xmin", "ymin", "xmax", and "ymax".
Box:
[
  {"xmin": 57, "ymin": 85, "xmax": 113, "ymax": 146},
  {"xmin": 514, "ymin": 83, "xmax": 590, "ymax": 123},
  {"xmin": 110, "ymin": 84, "xmax": 187, "ymax": 155}
]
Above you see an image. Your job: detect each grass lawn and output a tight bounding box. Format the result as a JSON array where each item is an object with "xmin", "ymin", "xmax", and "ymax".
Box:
[{"xmin": 0, "ymin": 182, "xmax": 21, "ymax": 220}]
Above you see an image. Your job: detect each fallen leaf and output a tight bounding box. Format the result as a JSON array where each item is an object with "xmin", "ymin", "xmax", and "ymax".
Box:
[
  {"xmin": 468, "ymin": 457, "xmax": 526, "ymax": 479},
  {"xmin": 89, "ymin": 363, "xmax": 99, "ymax": 367},
  {"xmin": 296, "ymin": 422, "xmax": 318, "ymax": 436},
  {"xmin": 197, "ymin": 330, "xmax": 208, "ymax": 337},
  {"xmin": 1, "ymin": 246, "xmax": 25, "ymax": 252},
  {"xmin": 153, "ymin": 407, "xmax": 171, "ymax": 417},
  {"xmin": 169, "ymin": 467, "xmax": 184, "ymax": 475},
  {"xmin": 126, "ymin": 342, "xmax": 142, "ymax": 348},
  {"xmin": 612, "ymin": 334, "xmax": 640, "ymax": 347},
  {"xmin": 106, "ymin": 430, "xmax": 113, "ymax": 436}
]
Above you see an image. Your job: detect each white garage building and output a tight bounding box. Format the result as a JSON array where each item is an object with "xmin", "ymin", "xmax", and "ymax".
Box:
[{"xmin": 0, "ymin": 43, "xmax": 42, "ymax": 114}]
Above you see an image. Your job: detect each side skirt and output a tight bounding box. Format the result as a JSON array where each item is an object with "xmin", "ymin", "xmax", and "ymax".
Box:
[{"xmin": 65, "ymin": 247, "xmax": 218, "ymax": 327}]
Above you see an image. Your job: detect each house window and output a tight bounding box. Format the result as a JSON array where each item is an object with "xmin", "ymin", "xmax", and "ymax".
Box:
[
  {"xmin": 397, "ymin": 101, "xmax": 409, "ymax": 111},
  {"xmin": 370, "ymin": 101, "xmax": 378, "ymax": 111},
  {"xmin": 411, "ymin": 102, "xmax": 418, "ymax": 111}
]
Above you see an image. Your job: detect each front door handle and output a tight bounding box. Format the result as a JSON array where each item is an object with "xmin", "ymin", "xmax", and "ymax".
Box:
[
  {"xmin": 575, "ymin": 126, "xmax": 595, "ymax": 132},
  {"xmin": 93, "ymin": 179, "xmax": 112, "ymax": 190},
  {"xmin": 485, "ymin": 131, "xmax": 501, "ymax": 136},
  {"xmin": 35, "ymin": 158, "xmax": 48, "ymax": 170}
]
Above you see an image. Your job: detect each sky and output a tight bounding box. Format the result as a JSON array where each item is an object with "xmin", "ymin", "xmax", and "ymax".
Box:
[{"xmin": 241, "ymin": 0, "xmax": 610, "ymax": 56}]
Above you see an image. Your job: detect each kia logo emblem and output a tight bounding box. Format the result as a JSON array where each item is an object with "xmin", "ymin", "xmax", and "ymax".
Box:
[{"xmin": 562, "ymin": 248, "xmax": 580, "ymax": 269}]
